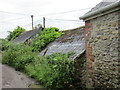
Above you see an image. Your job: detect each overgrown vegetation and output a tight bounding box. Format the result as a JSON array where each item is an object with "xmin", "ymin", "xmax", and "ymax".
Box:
[
  {"xmin": 7, "ymin": 26, "xmax": 26, "ymax": 41},
  {"xmin": 1, "ymin": 26, "xmax": 86, "ymax": 89},
  {"xmin": 30, "ymin": 27, "xmax": 64, "ymax": 52},
  {"xmin": 1, "ymin": 39, "xmax": 80, "ymax": 89},
  {"xmin": 2, "ymin": 40, "xmax": 36, "ymax": 71},
  {"xmin": 25, "ymin": 52, "xmax": 75, "ymax": 88}
]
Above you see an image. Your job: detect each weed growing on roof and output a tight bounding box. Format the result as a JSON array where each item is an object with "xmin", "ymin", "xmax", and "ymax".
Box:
[{"xmin": 30, "ymin": 27, "xmax": 64, "ymax": 52}]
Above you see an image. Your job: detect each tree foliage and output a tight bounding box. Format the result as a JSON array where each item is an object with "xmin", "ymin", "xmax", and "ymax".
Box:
[{"xmin": 7, "ymin": 26, "xmax": 26, "ymax": 41}]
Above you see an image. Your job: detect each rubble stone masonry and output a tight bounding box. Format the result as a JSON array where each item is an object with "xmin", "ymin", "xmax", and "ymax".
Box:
[{"xmin": 85, "ymin": 10, "xmax": 120, "ymax": 88}]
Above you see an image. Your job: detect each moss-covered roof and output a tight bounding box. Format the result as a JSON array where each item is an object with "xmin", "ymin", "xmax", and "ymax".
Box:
[{"xmin": 39, "ymin": 27, "xmax": 85, "ymax": 60}]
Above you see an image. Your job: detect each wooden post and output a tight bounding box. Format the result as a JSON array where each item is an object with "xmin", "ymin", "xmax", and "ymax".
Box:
[
  {"xmin": 43, "ymin": 17, "xmax": 45, "ymax": 28},
  {"xmin": 31, "ymin": 15, "xmax": 34, "ymax": 30}
]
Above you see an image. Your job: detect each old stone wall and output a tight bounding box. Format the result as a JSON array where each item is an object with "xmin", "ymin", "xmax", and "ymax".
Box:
[{"xmin": 85, "ymin": 10, "xmax": 119, "ymax": 88}]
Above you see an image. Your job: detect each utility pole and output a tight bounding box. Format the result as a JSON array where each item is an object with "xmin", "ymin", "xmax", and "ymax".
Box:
[
  {"xmin": 31, "ymin": 15, "xmax": 34, "ymax": 30},
  {"xmin": 43, "ymin": 17, "xmax": 45, "ymax": 28}
]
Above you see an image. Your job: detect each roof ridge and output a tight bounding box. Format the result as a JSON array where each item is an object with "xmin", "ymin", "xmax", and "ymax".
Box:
[{"xmin": 80, "ymin": 0, "xmax": 120, "ymax": 20}]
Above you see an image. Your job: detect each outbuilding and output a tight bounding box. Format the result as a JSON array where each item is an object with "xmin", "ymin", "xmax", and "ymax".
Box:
[{"xmin": 80, "ymin": 0, "xmax": 120, "ymax": 88}]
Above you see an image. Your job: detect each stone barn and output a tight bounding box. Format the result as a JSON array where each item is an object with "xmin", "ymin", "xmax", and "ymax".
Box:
[{"xmin": 80, "ymin": 0, "xmax": 120, "ymax": 88}]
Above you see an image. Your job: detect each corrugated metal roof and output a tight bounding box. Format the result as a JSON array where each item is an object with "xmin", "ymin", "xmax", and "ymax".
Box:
[
  {"xmin": 39, "ymin": 27, "xmax": 85, "ymax": 60},
  {"xmin": 12, "ymin": 27, "xmax": 43, "ymax": 43}
]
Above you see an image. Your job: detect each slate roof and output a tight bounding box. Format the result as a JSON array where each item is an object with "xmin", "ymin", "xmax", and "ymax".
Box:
[
  {"xmin": 80, "ymin": 0, "xmax": 120, "ymax": 19},
  {"xmin": 12, "ymin": 27, "xmax": 43, "ymax": 43},
  {"xmin": 39, "ymin": 27, "xmax": 85, "ymax": 60},
  {"xmin": 86, "ymin": 1, "xmax": 116, "ymax": 15}
]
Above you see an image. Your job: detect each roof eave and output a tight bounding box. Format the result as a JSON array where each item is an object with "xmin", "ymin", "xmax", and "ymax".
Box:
[{"xmin": 79, "ymin": 1, "xmax": 120, "ymax": 21}]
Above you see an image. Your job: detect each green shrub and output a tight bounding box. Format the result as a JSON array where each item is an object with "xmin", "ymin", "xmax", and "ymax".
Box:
[
  {"xmin": 25, "ymin": 52, "xmax": 75, "ymax": 89},
  {"xmin": 2, "ymin": 43, "xmax": 37, "ymax": 71},
  {"xmin": 2, "ymin": 39, "xmax": 85, "ymax": 89},
  {"xmin": 7, "ymin": 26, "xmax": 26, "ymax": 41},
  {"xmin": 30, "ymin": 27, "xmax": 64, "ymax": 52},
  {"xmin": 2, "ymin": 41, "xmax": 76, "ymax": 89},
  {"xmin": 1, "ymin": 39, "xmax": 11, "ymax": 51}
]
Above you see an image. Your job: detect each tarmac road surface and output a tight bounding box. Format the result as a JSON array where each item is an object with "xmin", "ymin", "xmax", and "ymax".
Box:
[{"xmin": 1, "ymin": 63, "xmax": 37, "ymax": 88}]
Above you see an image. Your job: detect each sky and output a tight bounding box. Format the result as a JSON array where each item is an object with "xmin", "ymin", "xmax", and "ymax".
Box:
[{"xmin": 0, "ymin": 0, "xmax": 102, "ymax": 38}]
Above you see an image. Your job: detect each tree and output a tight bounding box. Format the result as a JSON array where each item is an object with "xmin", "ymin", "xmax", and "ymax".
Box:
[{"xmin": 7, "ymin": 26, "xmax": 26, "ymax": 41}]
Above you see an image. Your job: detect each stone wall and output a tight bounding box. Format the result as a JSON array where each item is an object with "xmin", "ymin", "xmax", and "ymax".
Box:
[{"xmin": 85, "ymin": 10, "xmax": 120, "ymax": 88}]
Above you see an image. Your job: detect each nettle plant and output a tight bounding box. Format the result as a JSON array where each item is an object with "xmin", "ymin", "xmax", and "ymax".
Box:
[{"xmin": 30, "ymin": 27, "xmax": 64, "ymax": 52}]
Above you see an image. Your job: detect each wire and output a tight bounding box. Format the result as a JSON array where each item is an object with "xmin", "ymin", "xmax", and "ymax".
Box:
[
  {"xmin": 0, "ymin": 11, "xmax": 30, "ymax": 16},
  {"xmin": 0, "ymin": 7, "xmax": 91, "ymax": 17},
  {"xmin": 1, "ymin": 16, "xmax": 29, "ymax": 22},
  {"xmin": 46, "ymin": 18, "xmax": 83, "ymax": 22},
  {"xmin": 7, "ymin": 17, "xmax": 83, "ymax": 28},
  {"xmin": 21, "ymin": 23, "xmax": 32, "ymax": 27},
  {"xmin": 35, "ymin": 8, "xmax": 92, "ymax": 17},
  {"xmin": 21, "ymin": 19, "xmax": 42, "ymax": 27},
  {"xmin": 0, "ymin": 7, "xmax": 91, "ymax": 23},
  {"xmin": 1, "ymin": 7, "xmax": 90, "ymax": 29}
]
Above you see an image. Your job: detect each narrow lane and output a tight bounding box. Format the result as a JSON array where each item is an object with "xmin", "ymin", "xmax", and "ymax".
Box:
[{"xmin": 1, "ymin": 63, "xmax": 37, "ymax": 88}]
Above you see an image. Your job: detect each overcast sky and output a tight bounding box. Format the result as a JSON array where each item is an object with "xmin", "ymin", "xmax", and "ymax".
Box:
[{"xmin": 0, "ymin": 0, "xmax": 102, "ymax": 38}]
